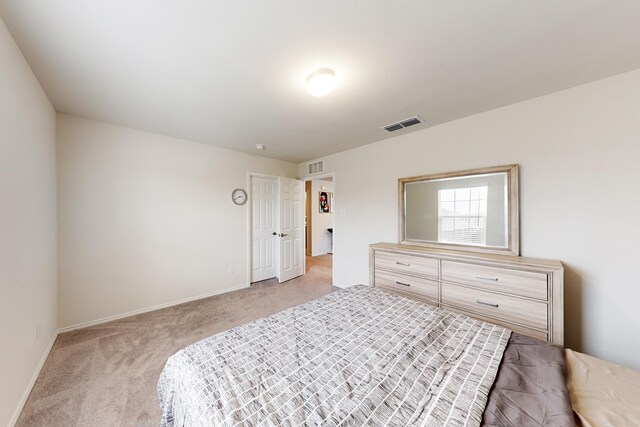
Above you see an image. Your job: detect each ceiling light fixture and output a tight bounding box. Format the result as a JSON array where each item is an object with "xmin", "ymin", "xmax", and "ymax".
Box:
[
  {"xmin": 255, "ymin": 144, "xmax": 265, "ymax": 150},
  {"xmin": 306, "ymin": 68, "xmax": 336, "ymax": 97}
]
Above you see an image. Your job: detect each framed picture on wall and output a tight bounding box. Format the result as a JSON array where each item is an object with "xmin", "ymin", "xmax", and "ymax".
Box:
[{"xmin": 319, "ymin": 191, "xmax": 332, "ymax": 213}]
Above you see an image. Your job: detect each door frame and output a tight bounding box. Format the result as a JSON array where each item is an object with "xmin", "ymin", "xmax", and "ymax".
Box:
[
  {"xmin": 303, "ymin": 172, "xmax": 336, "ymax": 286},
  {"xmin": 305, "ymin": 181, "xmax": 313, "ymax": 256},
  {"xmin": 246, "ymin": 172, "xmax": 281, "ymax": 286},
  {"xmin": 247, "ymin": 172, "xmax": 335, "ymax": 287}
]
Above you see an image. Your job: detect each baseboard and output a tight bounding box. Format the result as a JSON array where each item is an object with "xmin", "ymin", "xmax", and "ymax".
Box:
[
  {"xmin": 58, "ymin": 283, "xmax": 249, "ymax": 334},
  {"xmin": 8, "ymin": 331, "xmax": 58, "ymax": 427}
]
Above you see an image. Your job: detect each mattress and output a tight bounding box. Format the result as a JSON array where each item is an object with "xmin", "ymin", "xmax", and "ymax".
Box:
[{"xmin": 158, "ymin": 285, "xmax": 573, "ymax": 426}]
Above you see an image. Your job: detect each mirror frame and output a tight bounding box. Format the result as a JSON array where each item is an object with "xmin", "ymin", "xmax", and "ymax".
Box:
[{"xmin": 398, "ymin": 164, "xmax": 520, "ymax": 256}]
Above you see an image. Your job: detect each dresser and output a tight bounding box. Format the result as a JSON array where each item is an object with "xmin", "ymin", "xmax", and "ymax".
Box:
[{"xmin": 369, "ymin": 242, "xmax": 564, "ymax": 345}]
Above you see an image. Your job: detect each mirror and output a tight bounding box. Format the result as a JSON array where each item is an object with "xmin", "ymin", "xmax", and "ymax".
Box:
[{"xmin": 399, "ymin": 165, "xmax": 519, "ymax": 256}]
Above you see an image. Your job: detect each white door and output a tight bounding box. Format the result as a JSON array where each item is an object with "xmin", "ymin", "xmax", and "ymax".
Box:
[
  {"xmin": 279, "ymin": 177, "xmax": 305, "ymax": 282},
  {"xmin": 251, "ymin": 176, "xmax": 278, "ymax": 282}
]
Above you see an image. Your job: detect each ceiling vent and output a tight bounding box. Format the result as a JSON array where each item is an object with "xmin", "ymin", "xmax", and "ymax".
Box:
[
  {"xmin": 308, "ymin": 160, "xmax": 324, "ymax": 175},
  {"xmin": 381, "ymin": 116, "xmax": 424, "ymax": 132}
]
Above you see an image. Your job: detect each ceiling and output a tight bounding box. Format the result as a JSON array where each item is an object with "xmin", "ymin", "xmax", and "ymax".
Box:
[{"xmin": 1, "ymin": 1, "xmax": 640, "ymax": 163}]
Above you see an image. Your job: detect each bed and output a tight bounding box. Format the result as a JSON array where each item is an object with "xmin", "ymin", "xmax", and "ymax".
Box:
[
  {"xmin": 565, "ymin": 349, "xmax": 640, "ymax": 426},
  {"xmin": 158, "ymin": 286, "xmax": 576, "ymax": 426}
]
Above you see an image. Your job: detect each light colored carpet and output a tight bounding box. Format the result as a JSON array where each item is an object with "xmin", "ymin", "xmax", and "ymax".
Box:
[{"xmin": 16, "ymin": 255, "xmax": 334, "ymax": 427}]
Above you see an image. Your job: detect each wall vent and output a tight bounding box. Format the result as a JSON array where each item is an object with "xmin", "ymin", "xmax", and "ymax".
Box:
[
  {"xmin": 308, "ymin": 160, "xmax": 324, "ymax": 175},
  {"xmin": 381, "ymin": 116, "xmax": 424, "ymax": 132}
]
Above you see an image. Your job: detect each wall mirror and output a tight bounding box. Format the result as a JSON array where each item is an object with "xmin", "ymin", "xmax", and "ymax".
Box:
[{"xmin": 399, "ymin": 165, "xmax": 519, "ymax": 256}]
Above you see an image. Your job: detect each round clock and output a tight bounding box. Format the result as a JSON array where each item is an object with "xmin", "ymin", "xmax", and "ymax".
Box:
[{"xmin": 231, "ymin": 188, "xmax": 247, "ymax": 205}]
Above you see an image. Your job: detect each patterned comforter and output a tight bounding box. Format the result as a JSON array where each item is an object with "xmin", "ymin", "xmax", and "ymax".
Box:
[{"xmin": 158, "ymin": 285, "xmax": 510, "ymax": 427}]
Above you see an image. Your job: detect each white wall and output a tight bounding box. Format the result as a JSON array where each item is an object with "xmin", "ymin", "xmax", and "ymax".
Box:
[
  {"xmin": 311, "ymin": 179, "xmax": 334, "ymax": 256},
  {"xmin": 0, "ymin": 16, "xmax": 57, "ymax": 427},
  {"xmin": 57, "ymin": 115, "xmax": 298, "ymax": 328},
  {"xmin": 298, "ymin": 69, "xmax": 640, "ymax": 370}
]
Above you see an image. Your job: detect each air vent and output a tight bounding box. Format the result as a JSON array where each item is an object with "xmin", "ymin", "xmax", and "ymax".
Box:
[
  {"xmin": 383, "ymin": 123, "xmax": 404, "ymax": 132},
  {"xmin": 308, "ymin": 160, "xmax": 324, "ymax": 175},
  {"xmin": 381, "ymin": 116, "xmax": 424, "ymax": 132}
]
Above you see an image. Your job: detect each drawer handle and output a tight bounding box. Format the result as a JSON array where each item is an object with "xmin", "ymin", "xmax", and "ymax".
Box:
[
  {"xmin": 476, "ymin": 275, "xmax": 499, "ymax": 281},
  {"xmin": 395, "ymin": 281, "xmax": 411, "ymax": 287},
  {"xmin": 396, "ymin": 261, "xmax": 411, "ymax": 266},
  {"xmin": 476, "ymin": 300, "xmax": 499, "ymax": 308}
]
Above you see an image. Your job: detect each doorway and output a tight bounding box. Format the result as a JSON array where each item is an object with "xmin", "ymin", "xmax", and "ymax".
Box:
[
  {"xmin": 248, "ymin": 174, "xmax": 305, "ymax": 284},
  {"xmin": 304, "ymin": 175, "xmax": 334, "ymax": 284}
]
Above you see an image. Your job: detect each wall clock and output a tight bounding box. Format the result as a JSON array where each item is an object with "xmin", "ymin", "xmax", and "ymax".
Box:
[{"xmin": 231, "ymin": 188, "xmax": 247, "ymax": 205}]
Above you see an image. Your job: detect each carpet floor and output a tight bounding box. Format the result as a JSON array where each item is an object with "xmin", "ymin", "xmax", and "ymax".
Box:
[{"xmin": 16, "ymin": 255, "xmax": 334, "ymax": 427}]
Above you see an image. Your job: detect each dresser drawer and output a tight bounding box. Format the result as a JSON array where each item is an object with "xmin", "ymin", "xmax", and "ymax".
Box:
[
  {"xmin": 375, "ymin": 251, "xmax": 439, "ymax": 278},
  {"xmin": 441, "ymin": 260, "xmax": 548, "ymax": 300},
  {"xmin": 440, "ymin": 306, "xmax": 548, "ymax": 341},
  {"xmin": 375, "ymin": 269, "xmax": 439, "ymax": 302},
  {"xmin": 441, "ymin": 283, "xmax": 547, "ymax": 330}
]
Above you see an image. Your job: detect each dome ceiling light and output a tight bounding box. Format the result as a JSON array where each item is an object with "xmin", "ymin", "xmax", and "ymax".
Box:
[{"xmin": 306, "ymin": 68, "xmax": 336, "ymax": 97}]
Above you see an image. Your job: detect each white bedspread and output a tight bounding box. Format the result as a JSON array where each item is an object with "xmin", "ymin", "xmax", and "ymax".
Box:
[{"xmin": 158, "ymin": 285, "xmax": 509, "ymax": 427}]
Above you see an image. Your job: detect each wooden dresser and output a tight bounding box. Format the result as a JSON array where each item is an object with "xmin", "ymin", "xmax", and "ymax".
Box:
[{"xmin": 370, "ymin": 242, "xmax": 564, "ymax": 345}]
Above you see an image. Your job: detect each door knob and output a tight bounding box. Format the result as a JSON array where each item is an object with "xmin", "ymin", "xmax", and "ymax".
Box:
[{"xmin": 279, "ymin": 233, "xmax": 288, "ymax": 237}]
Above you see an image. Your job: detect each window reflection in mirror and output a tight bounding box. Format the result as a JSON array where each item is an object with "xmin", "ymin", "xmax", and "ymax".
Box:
[{"xmin": 438, "ymin": 185, "xmax": 488, "ymax": 245}]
